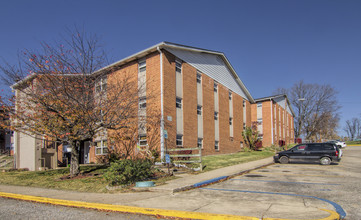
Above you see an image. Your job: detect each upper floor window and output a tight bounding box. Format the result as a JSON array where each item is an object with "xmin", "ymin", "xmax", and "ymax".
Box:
[
  {"xmin": 196, "ymin": 72, "xmax": 202, "ymax": 83},
  {"xmin": 95, "ymin": 77, "xmax": 107, "ymax": 93},
  {"xmin": 139, "ymin": 60, "xmax": 146, "ymax": 72},
  {"xmin": 176, "ymin": 97, "xmax": 182, "ymax": 108},
  {"xmin": 139, "ymin": 96, "xmax": 146, "ymax": 109},
  {"xmin": 214, "ymin": 82, "xmax": 218, "ymax": 92},
  {"xmin": 197, "ymin": 105, "xmax": 202, "ymax": 115},
  {"xmin": 175, "ymin": 60, "xmax": 182, "ymax": 73},
  {"xmin": 214, "ymin": 111, "xmax": 218, "ymax": 120}
]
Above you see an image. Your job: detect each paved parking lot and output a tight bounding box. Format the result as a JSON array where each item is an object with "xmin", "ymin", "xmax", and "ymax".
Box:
[{"xmin": 173, "ymin": 146, "xmax": 360, "ymax": 219}]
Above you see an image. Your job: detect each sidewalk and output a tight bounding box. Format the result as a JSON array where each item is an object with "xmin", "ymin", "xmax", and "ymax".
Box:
[{"xmin": 0, "ymin": 157, "xmax": 340, "ymax": 220}]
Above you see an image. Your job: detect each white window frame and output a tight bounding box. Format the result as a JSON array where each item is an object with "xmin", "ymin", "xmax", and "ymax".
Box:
[
  {"xmin": 214, "ymin": 82, "xmax": 218, "ymax": 92},
  {"xmin": 197, "ymin": 138, "xmax": 203, "ymax": 149},
  {"xmin": 139, "ymin": 134, "xmax": 147, "ymax": 146},
  {"xmin": 176, "ymin": 134, "xmax": 183, "ymax": 146},
  {"xmin": 196, "ymin": 72, "xmax": 202, "ymax": 83},
  {"xmin": 197, "ymin": 105, "xmax": 202, "ymax": 115},
  {"xmin": 95, "ymin": 77, "xmax": 107, "ymax": 93},
  {"xmin": 214, "ymin": 111, "xmax": 218, "ymax": 120},
  {"xmin": 139, "ymin": 60, "xmax": 146, "ymax": 72},
  {"xmin": 215, "ymin": 141, "xmax": 219, "ymax": 151},
  {"xmin": 176, "ymin": 97, "xmax": 182, "ymax": 108},
  {"xmin": 175, "ymin": 59, "xmax": 182, "ymax": 73},
  {"xmin": 95, "ymin": 140, "xmax": 108, "ymax": 155},
  {"xmin": 139, "ymin": 96, "xmax": 146, "ymax": 109}
]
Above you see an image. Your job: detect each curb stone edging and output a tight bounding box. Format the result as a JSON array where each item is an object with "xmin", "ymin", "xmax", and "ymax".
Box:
[
  {"xmin": 173, "ymin": 162, "xmax": 274, "ymax": 193},
  {"xmin": 0, "ymin": 192, "xmax": 258, "ymax": 220}
]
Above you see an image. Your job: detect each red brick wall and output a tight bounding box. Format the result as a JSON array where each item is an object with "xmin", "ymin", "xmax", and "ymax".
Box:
[{"xmin": 182, "ymin": 62, "xmax": 197, "ymax": 148}]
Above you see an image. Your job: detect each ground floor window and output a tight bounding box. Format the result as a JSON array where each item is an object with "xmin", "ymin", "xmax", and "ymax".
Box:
[
  {"xmin": 197, "ymin": 138, "xmax": 203, "ymax": 149},
  {"xmin": 139, "ymin": 134, "xmax": 147, "ymax": 146},
  {"xmin": 95, "ymin": 140, "xmax": 108, "ymax": 155},
  {"xmin": 176, "ymin": 134, "xmax": 183, "ymax": 146},
  {"xmin": 215, "ymin": 141, "xmax": 219, "ymax": 151}
]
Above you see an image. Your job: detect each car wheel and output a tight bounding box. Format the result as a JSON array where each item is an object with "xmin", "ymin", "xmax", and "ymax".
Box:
[
  {"xmin": 320, "ymin": 157, "xmax": 331, "ymax": 165},
  {"xmin": 279, "ymin": 156, "xmax": 289, "ymax": 164}
]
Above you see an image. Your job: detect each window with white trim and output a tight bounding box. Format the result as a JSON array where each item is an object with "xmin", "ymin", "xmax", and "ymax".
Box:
[
  {"xmin": 139, "ymin": 134, "xmax": 147, "ymax": 146},
  {"xmin": 176, "ymin": 97, "xmax": 182, "ymax": 108},
  {"xmin": 215, "ymin": 141, "xmax": 219, "ymax": 151},
  {"xmin": 95, "ymin": 77, "xmax": 107, "ymax": 93},
  {"xmin": 197, "ymin": 138, "xmax": 203, "ymax": 149},
  {"xmin": 139, "ymin": 96, "xmax": 146, "ymax": 109},
  {"xmin": 95, "ymin": 140, "xmax": 108, "ymax": 155},
  {"xmin": 175, "ymin": 59, "xmax": 182, "ymax": 73},
  {"xmin": 214, "ymin": 82, "xmax": 218, "ymax": 92},
  {"xmin": 197, "ymin": 105, "xmax": 202, "ymax": 115},
  {"xmin": 196, "ymin": 72, "xmax": 202, "ymax": 83},
  {"xmin": 214, "ymin": 111, "xmax": 218, "ymax": 120},
  {"xmin": 176, "ymin": 134, "xmax": 183, "ymax": 146}
]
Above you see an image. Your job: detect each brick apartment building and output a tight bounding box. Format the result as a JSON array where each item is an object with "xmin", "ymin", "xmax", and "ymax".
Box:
[
  {"xmin": 12, "ymin": 42, "xmax": 294, "ymax": 171},
  {"xmin": 251, "ymin": 95, "xmax": 295, "ymax": 147}
]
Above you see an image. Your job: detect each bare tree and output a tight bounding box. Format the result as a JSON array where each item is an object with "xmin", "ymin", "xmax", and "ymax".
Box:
[
  {"xmin": 274, "ymin": 80, "xmax": 340, "ymax": 141},
  {"xmin": 0, "ymin": 27, "xmax": 145, "ymax": 176},
  {"xmin": 343, "ymin": 118, "xmax": 360, "ymax": 140}
]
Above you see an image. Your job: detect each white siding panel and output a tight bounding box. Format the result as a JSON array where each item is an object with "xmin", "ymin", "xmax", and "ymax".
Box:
[
  {"xmin": 176, "ymin": 72, "xmax": 182, "ymax": 98},
  {"xmin": 229, "ymin": 98, "xmax": 233, "ymax": 117},
  {"xmin": 198, "ymin": 115, "xmax": 203, "ymax": 138},
  {"xmin": 215, "ymin": 119, "xmax": 219, "ymax": 141},
  {"xmin": 176, "ymin": 107, "xmax": 183, "ymax": 135},
  {"xmin": 197, "ymin": 83, "xmax": 202, "ymax": 105},
  {"xmin": 165, "ymin": 48, "xmax": 248, "ymax": 100},
  {"xmin": 214, "ymin": 91, "xmax": 219, "ymax": 112}
]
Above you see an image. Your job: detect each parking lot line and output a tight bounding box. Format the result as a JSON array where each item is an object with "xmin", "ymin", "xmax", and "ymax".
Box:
[
  {"xmin": 230, "ymin": 179, "xmax": 341, "ymax": 185},
  {"xmin": 250, "ymin": 171, "xmax": 340, "ymax": 178},
  {"xmin": 200, "ymin": 188, "xmax": 346, "ymax": 219}
]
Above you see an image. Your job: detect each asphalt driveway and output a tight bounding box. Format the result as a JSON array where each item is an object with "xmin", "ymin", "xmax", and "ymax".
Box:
[{"xmin": 188, "ymin": 146, "xmax": 361, "ymax": 219}]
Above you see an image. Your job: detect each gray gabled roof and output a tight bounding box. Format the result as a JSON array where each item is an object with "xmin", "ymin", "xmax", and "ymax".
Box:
[
  {"xmin": 12, "ymin": 42, "xmax": 255, "ymax": 102},
  {"xmin": 255, "ymin": 94, "xmax": 295, "ymax": 117},
  {"xmin": 94, "ymin": 42, "xmax": 254, "ymax": 102}
]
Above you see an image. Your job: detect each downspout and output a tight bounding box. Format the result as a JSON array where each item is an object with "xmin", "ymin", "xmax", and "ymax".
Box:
[
  {"xmin": 157, "ymin": 47, "xmax": 165, "ymax": 162},
  {"xmin": 270, "ymin": 98, "xmax": 274, "ymax": 145}
]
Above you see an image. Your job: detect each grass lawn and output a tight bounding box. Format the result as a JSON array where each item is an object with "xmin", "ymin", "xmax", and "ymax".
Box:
[
  {"xmin": 0, "ymin": 165, "xmax": 176, "ymax": 193},
  {"xmin": 0, "ymin": 149, "xmax": 275, "ymax": 192},
  {"xmin": 0, "ymin": 165, "xmax": 110, "ymax": 193},
  {"xmin": 202, "ymin": 149, "xmax": 274, "ymax": 171},
  {"xmin": 345, "ymin": 140, "xmax": 361, "ymax": 146}
]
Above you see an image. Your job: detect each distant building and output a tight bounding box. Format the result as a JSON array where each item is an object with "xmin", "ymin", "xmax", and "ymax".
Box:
[{"xmin": 251, "ymin": 95, "xmax": 295, "ymax": 147}]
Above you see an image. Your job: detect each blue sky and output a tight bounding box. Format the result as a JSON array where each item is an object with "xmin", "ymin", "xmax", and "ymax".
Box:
[{"xmin": 1, "ymin": 0, "xmax": 360, "ymax": 136}]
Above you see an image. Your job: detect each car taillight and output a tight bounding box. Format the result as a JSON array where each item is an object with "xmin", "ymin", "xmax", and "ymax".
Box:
[{"xmin": 335, "ymin": 150, "xmax": 339, "ymax": 157}]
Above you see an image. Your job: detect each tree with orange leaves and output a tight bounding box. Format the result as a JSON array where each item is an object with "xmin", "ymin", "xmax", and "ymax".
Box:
[{"xmin": 0, "ymin": 28, "xmax": 148, "ymax": 176}]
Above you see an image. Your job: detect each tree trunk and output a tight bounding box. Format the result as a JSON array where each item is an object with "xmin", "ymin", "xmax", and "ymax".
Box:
[{"xmin": 70, "ymin": 140, "xmax": 80, "ymax": 176}]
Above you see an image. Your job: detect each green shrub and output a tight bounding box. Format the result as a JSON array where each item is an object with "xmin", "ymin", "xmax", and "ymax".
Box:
[{"xmin": 104, "ymin": 159, "xmax": 153, "ymax": 186}]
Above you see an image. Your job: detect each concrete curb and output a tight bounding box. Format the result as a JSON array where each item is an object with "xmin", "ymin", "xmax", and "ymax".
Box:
[
  {"xmin": 263, "ymin": 209, "xmax": 340, "ymax": 220},
  {"xmin": 0, "ymin": 192, "xmax": 258, "ymax": 220},
  {"xmin": 173, "ymin": 161, "xmax": 274, "ymax": 193}
]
